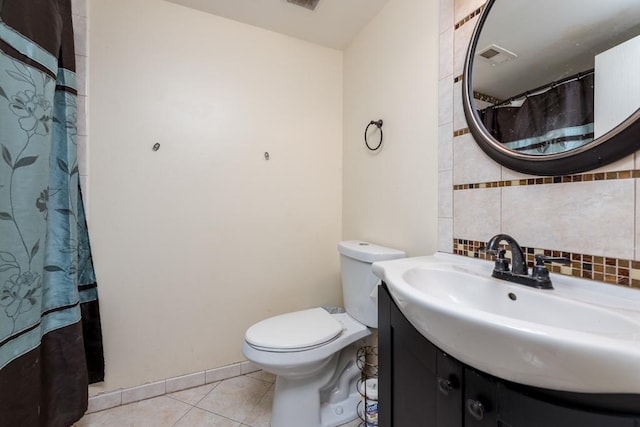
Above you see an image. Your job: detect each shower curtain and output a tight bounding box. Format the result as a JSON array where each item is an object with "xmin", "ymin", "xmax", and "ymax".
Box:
[
  {"xmin": 0, "ymin": 1, "xmax": 104, "ymax": 426},
  {"xmin": 480, "ymin": 73, "xmax": 595, "ymax": 155}
]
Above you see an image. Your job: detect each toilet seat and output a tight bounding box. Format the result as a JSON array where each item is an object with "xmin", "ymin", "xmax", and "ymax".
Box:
[{"xmin": 245, "ymin": 308, "xmax": 344, "ymax": 353}]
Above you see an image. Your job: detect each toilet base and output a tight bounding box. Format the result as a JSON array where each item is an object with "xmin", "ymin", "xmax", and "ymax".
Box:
[
  {"xmin": 319, "ymin": 390, "xmax": 361, "ymax": 427},
  {"xmin": 270, "ymin": 385, "xmax": 360, "ymax": 427},
  {"xmin": 269, "ymin": 343, "xmax": 363, "ymax": 427}
]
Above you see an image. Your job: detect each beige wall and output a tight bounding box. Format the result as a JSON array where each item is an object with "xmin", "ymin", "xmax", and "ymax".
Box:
[
  {"xmin": 440, "ymin": 0, "xmax": 640, "ymax": 285},
  {"xmin": 89, "ymin": 0, "xmax": 343, "ymax": 390},
  {"xmin": 342, "ymin": 0, "xmax": 440, "ymax": 257}
]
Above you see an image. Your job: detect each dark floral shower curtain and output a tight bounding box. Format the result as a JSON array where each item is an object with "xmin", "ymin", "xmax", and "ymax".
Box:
[{"xmin": 0, "ymin": 1, "xmax": 104, "ymax": 426}]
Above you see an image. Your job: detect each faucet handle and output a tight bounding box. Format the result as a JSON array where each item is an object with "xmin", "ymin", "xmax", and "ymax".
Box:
[
  {"xmin": 479, "ymin": 247, "xmax": 510, "ymax": 272},
  {"xmin": 493, "ymin": 249, "xmax": 510, "ymax": 272},
  {"xmin": 531, "ymin": 255, "xmax": 571, "ymax": 289},
  {"xmin": 534, "ymin": 255, "xmax": 571, "ymax": 266},
  {"xmin": 479, "ymin": 246, "xmax": 513, "ymax": 272}
]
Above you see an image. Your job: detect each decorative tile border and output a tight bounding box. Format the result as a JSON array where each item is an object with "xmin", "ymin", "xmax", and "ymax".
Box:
[
  {"xmin": 453, "ymin": 128, "xmax": 470, "ymax": 137},
  {"xmin": 453, "ymin": 239, "xmax": 640, "ymax": 288},
  {"xmin": 454, "ymin": 6, "xmax": 485, "ymax": 30},
  {"xmin": 452, "ymin": 170, "xmax": 640, "ymax": 190},
  {"xmin": 474, "ymin": 91, "xmax": 502, "ymax": 105}
]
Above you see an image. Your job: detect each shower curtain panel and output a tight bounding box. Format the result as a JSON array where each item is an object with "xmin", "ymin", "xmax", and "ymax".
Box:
[
  {"xmin": 480, "ymin": 73, "xmax": 595, "ymax": 155},
  {"xmin": 0, "ymin": 1, "xmax": 104, "ymax": 426}
]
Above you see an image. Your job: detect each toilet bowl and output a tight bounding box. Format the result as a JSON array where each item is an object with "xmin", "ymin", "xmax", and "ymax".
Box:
[{"xmin": 242, "ymin": 241, "xmax": 405, "ymax": 427}]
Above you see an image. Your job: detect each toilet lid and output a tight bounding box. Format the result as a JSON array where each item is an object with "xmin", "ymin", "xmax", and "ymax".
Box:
[{"xmin": 245, "ymin": 308, "xmax": 343, "ymax": 351}]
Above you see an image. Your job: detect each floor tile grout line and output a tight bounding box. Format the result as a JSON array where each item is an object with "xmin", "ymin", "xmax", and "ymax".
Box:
[
  {"xmin": 199, "ymin": 379, "xmax": 223, "ymax": 404},
  {"xmin": 240, "ymin": 383, "xmax": 274, "ymax": 426},
  {"xmin": 193, "ymin": 375, "xmax": 267, "ymax": 425},
  {"xmin": 244, "ymin": 371, "xmax": 277, "ymax": 386},
  {"xmin": 255, "ymin": 381, "xmax": 273, "ymax": 400},
  {"xmin": 164, "ymin": 379, "xmax": 221, "ymax": 408},
  {"xmin": 250, "ymin": 374, "xmax": 276, "ymax": 386},
  {"xmin": 177, "ymin": 404, "xmax": 244, "ymax": 426},
  {"xmin": 170, "ymin": 403, "xmax": 196, "ymax": 427},
  {"xmin": 188, "ymin": 403, "xmax": 248, "ymax": 425},
  {"xmin": 240, "ymin": 376, "xmax": 276, "ymax": 426}
]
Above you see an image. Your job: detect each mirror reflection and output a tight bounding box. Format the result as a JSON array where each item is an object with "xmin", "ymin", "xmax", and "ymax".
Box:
[{"xmin": 471, "ymin": 0, "xmax": 640, "ymax": 156}]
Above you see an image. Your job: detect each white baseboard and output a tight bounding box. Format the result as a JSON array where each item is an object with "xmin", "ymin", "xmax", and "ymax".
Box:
[{"xmin": 86, "ymin": 361, "xmax": 260, "ymax": 414}]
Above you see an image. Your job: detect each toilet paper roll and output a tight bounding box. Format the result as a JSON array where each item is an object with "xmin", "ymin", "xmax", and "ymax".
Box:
[{"xmin": 358, "ymin": 378, "xmax": 378, "ymax": 426}]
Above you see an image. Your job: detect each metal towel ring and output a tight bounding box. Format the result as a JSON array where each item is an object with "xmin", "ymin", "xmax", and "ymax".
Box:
[{"xmin": 364, "ymin": 120, "xmax": 384, "ymax": 151}]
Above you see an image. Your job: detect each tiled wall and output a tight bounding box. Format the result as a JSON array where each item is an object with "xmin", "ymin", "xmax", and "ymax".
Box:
[
  {"xmin": 438, "ymin": 0, "xmax": 640, "ymax": 289},
  {"xmin": 71, "ymin": 0, "xmax": 89, "ymax": 209}
]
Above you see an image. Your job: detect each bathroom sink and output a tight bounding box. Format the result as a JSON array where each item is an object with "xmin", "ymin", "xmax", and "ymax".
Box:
[
  {"xmin": 372, "ymin": 253, "xmax": 640, "ymax": 394},
  {"xmin": 403, "ymin": 267, "xmax": 640, "ymax": 336}
]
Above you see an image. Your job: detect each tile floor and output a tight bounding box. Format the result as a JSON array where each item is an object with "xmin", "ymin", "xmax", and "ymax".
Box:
[{"xmin": 75, "ymin": 371, "xmax": 363, "ymax": 427}]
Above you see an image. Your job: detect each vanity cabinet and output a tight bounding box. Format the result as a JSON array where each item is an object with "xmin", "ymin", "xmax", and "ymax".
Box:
[
  {"xmin": 379, "ymin": 280, "xmax": 438, "ymax": 426},
  {"xmin": 378, "ymin": 281, "xmax": 460, "ymax": 427},
  {"xmin": 464, "ymin": 369, "xmax": 497, "ymax": 427},
  {"xmin": 497, "ymin": 384, "xmax": 636, "ymax": 427},
  {"xmin": 378, "ymin": 283, "xmax": 640, "ymax": 427},
  {"xmin": 436, "ymin": 351, "xmax": 463, "ymax": 427}
]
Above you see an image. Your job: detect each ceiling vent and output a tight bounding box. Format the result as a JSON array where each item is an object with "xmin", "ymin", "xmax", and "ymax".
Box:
[
  {"xmin": 477, "ymin": 44, "xmax": 518, "ymax": 65},
  {"xmin": 286, "ymin": 0, "xmax": 321, "ymax": 11}
]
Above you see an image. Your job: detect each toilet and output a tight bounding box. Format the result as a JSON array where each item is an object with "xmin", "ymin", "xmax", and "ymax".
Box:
[{"xmin": 242, "ymin": 241, "xmax": 405, "ymax": 427}]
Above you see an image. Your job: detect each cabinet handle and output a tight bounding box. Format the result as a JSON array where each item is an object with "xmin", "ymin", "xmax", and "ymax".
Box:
[
  {"xmin": 437, "ymin": 378, "xmax": 453, "ymax": 395},
  {"xmin": 466, "ymin": 399, "xmax": 485, "ymax": 421}
]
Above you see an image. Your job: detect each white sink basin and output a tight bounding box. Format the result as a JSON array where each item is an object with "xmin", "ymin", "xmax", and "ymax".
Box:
[{"xmin": 373, "ymin": 253, "xmax": 640, "ymax": 394}]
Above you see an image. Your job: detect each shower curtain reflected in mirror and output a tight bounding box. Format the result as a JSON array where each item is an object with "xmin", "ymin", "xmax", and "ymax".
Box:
[
  {"xmin": 479, "ymin": 72, "xmax": 595, "ymax": 155},
  {"xmin": 0, "ymin": 1, "xmax": 104, "ymax": 426}
]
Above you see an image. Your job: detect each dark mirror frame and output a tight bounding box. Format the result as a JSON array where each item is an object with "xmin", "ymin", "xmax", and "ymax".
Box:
[{"xmin": 462, "ymin": 0, "xmax": 640, "ymax": 176}]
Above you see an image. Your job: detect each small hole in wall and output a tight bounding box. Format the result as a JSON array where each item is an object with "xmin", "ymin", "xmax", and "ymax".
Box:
[{"xmin": 508, "ymin": 293, "xmax": 517, "ymax": 301}]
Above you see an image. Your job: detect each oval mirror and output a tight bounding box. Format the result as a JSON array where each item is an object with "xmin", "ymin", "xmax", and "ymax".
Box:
[{"xmin": 463, "ymin": 0, "xmax": 640, "ymax": 176}]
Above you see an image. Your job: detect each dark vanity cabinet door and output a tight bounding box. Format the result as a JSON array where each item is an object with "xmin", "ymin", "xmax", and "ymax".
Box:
[
  {"xmin": 497, "ymin": 385, "xmax": 637, "ymax": 427},
  {"xmin": 462, "ymin": 370, "xmax": 638, "ymax": 427},
  {"xmin": 437, "ymin": 351, "xmax": 463, "ymax": 426},
  {"xmin": 379, "ymin": 283, "xmax": 464, "ymax": 427},
  {"xmin": 378, "ymin": 282, "xmax": 393, "ymax": 427},
  {"xmin": 379, "ymin": 281, "xmax": 439, "ymax": 426},
  {"xmin": 464, "ymin": 369, "xmax": 498, "ymax": 427}
]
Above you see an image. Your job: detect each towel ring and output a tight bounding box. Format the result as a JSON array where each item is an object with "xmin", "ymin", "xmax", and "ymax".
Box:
[{"xmin": 364, "ymin": 120, "xmax": 384, "ymax": 151}]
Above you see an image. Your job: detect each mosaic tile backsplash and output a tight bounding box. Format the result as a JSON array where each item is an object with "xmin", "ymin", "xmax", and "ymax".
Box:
[{"xmin": 454, "ymin": 239, "xmax": 640, "ymax": 288}]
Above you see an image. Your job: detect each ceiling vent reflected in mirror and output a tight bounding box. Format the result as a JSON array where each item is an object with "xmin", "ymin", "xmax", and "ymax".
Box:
[
  {"xmin": 478, "ymin": 44, "xmax": 518, "ymax": 65},
  {"xmin": 286, "ymin": 0, "xmax": 321, "ymax": 11}
]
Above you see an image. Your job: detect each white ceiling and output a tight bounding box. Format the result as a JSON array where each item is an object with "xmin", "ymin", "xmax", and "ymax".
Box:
[
  {"xmin": 164, "ymin": 0, "xmax": 390, "ymax": 50},
  {"xmin": 474, "ymin": 0, "xmax": 640, "ymax": 100}
]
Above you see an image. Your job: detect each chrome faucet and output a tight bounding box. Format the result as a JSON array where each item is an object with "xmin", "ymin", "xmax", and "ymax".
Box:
[{"xmin": 482, "ymin": 234, "xmax": 570, "ymax": 289}]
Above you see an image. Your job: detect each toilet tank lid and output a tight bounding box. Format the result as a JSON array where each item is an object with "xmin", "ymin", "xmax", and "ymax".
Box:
[{"xmin": 338, "ymin": 241, "xmax": 406, "ymax": 263}]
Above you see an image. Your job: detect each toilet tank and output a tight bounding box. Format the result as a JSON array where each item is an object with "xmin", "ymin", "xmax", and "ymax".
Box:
[{"xmin": 337, "ymin": 241, "xmax": 406, "ymax": 328}]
